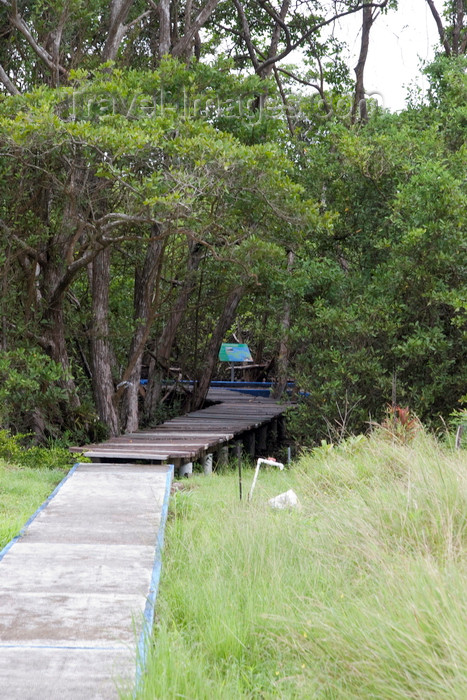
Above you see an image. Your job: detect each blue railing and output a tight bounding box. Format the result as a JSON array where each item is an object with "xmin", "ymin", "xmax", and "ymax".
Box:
[
  {"xmin": 140, "ymin": 379, "xmax": 296, "ymax": 398},
  {"xmin": 209, "ymin": 381, "xmax": 295, "ymax": 397}
]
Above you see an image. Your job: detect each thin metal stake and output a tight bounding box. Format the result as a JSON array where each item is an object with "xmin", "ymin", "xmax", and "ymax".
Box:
[{"xmin": 236, "ymin": 442, "xmax": 242, "ymax": 500}]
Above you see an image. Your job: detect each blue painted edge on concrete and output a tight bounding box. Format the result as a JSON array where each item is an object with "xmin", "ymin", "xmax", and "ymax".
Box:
[
  {"xmin": 134, "ymin": 463, "xmax": 174, "ymax": 695},
  {"xmin": 0, "ymin": 462, "xmax": 81, "ymax": 564}
]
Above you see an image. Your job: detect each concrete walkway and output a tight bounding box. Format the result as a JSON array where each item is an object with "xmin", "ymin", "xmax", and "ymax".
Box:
[{"xmin": 0, "ymin": 462, "xmax": 173, "ymax": 699}]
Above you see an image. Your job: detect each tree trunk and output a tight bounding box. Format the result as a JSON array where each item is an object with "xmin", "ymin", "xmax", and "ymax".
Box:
[
  {"xmin": 190, "ymin": 286, "xmax": 244, "ymax": 410},
  {"xmin": 0, "ymin": 63, "xmax": 20, "ymax": 95},
  {"xmin": 171, "ymin": 0, "xmax": 222, "ymax": 58},
  {"xmin": 159, "ymin": 0, "xmax": 172, "ymax": 57},
  {"xmin": 143, "ymin": 240, "xmax": 203, "ymax": 422},
  {"xmin": 102, "ymin": 0, "xmax": 135, "ymax": 62},
  {"xmin": 41, "ymin": 299, "xmax": 80, "ymax": 411},
  {"xmin": 425, "ymin": 0, "xmax": 453, "ymax": 56},
  {"xmin": 352, "ymin": 2, "xmax": 375, "ymax": 124},
  {"xmin": 272, "ymin": 250, "xmax": 294, "ymax": 398},
  {"xmin": 34, "ymin": 240, "xmax": 79, "ymax": 411},
  {"xmin": 89, "ymin": 247, "xmax": 120, "ymax": 436},
  {"xmin": 452, "ymin": 0, "xmax": 465, "ymax": 54},
  {"xmin": 121, "ymin": 232, "xmax": 165, "ymax": 433},
  {"xmin": 260, "ymin": 0, "xmax": 291, "ymax": 78}
]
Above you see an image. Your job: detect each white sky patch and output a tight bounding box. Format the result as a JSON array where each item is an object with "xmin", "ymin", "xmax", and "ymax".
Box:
[{"xmin": 336, "ymin": 0, "xmax": 440, "ymax": 111}]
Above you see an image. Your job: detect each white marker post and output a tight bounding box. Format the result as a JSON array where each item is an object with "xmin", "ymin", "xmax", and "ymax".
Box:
[{"xmin": 248, "ymin": 458, "xmax": 284, "ymax": 502}]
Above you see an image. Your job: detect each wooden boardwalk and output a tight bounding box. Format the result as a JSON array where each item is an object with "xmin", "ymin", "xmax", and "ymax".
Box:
[{"xmin": 74, "ymin": 386, "xmax": 290, "ymax": 471}]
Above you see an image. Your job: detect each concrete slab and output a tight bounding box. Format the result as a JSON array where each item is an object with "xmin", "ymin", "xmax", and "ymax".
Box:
[
  {"xmin": 0, "ymin": 591, "xmax": 146, "ymax": 646},
  {"xmin": 0, "ymin": 543, "xmax": 155, "ymax": 595},
  {"xmin": 0, "ymin": 462, "xmax": 173, "ymax": 699},
  {"xmin": 20, "ymin": 467, "xmax": 167, "ymax": 546},
  {"xmin": 0, "ymin": 647, "xmax": 134, "ymax": 700}
]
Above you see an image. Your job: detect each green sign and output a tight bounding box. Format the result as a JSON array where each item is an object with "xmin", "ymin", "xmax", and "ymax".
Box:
[{"xmin": 219, "ymin": 343, "xmax": 253, "ymax": 362}]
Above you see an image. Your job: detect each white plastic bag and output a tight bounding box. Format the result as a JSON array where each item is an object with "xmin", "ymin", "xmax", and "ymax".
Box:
[{"xmin": 268, "ymin": 489, "xmax": 300, "ymax": 510}]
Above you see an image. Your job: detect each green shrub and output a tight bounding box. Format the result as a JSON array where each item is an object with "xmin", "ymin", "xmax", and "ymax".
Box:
[
  {"xmin": 0, "ymin": 349, "xmax": 72, "ymax": 436},
  {"xmin": 0, "ymin": 430, "xmax": 78, "ymax": 469}
]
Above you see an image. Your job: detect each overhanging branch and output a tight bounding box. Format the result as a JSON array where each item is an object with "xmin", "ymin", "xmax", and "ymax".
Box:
[
  {"xmin": 0, "ymin": 63, "xmax": 20, "ymax": 94},
  {"xmin": 257, "ymin": 2, "xmax": 390, "ymax": 73},
  {"xmin": 2, "ymin": 0, "xmax": 68, "ymax": 78}
]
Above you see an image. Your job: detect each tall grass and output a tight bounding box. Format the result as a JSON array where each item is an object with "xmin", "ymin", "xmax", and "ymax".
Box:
[{"xmin": 133, "ymin": 433, "xmax": 467, "ymax": 699}]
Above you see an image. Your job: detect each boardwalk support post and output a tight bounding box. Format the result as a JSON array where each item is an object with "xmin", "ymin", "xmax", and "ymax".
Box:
[
  {"xmin": 179, "ymin": 461, "xmax": 193, "ymax": 477},
  {"xmin": 243, "ymin": 430, "xmax": 255, "ymax": 458},
  {"xmin": 257, "ymin": 425, "xmax": 268, "ymax": 454},
  {"xmin": 202, "ymin": 453, "xmax": 213, "ymax": 475},
  {"xmin": 268, "ymin": 418, "xmax": 278, "ymax": 450},
  {"xmin": 278, "ymin": 415, "xmax": 286, "ymax": 444},
  {"xmin": 218, "ymin": 445, "xmax": 229, "ymax": 468}
]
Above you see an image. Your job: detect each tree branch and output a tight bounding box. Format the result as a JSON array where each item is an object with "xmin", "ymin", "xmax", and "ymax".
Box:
[
  {"xmin": 0, "ymin": 219, "xmax": 47, "ymax": 265},
  {"xmin": 452, "ymin": 0, "xmax": 464, "ymax": 54},
  {"xmin": 257, "ymin": 2, "xmax": 389, "ymax": 73},
  {"xmin": 96, "ymin": 212, "xmax": 165, "ymax": 232},
  {"xmin": 48, "ymin": 2, "xmax": 70, "ymax": 86},
  {"xmin": 2, "ymin": 0, "xmax": 68, "ymax": 77},
  {"xmin": 232, "ymin": 0, "xmax": 261, "ymax": 72},
  {"xmin": 258, "ymin": 0, "xmax": 292, "ymax": 55},
  {"xmin": 273, "ymin": 65, "xmax": 294, "ymax": 136},
  {"xmin": 0, "ymin": 63, "xmax": 20, "ymax": 94},
  {"xmin": 171, "ymin": 0, "xmax": 223, "ymax": 58},
  {"xmin": 102, "ymin": 0, "xmax": 135, "ymax": 62},
  {"xmin": 126, "ymin": 9, "xmax": 152, "ymax": 31},
  {"xmin": 352, "ymin": 2, "xmax": 376, "ymax": 124},
  {"xmin": 425, "ymin": 0, "xmax": 452, "ymax": 56}
]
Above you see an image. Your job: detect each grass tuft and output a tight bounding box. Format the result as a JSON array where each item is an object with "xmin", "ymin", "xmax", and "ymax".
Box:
[{"xmin": 0, "ymin": 460, "xmax": 69, "ymax": 550}]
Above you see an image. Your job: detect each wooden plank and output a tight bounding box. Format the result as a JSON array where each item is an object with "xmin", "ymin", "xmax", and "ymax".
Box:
[
  {"xmin": 87, "ymin": 447, "xmax": 210, "ymax": 456},
  {"xmin": 85, "ymin": 447, "xmax": 196, "ymax": 456},
  {"xmin": 89, "ymin": 440, "xmax": 212, "ymax": 448},
  {"xmin": 84, "ymin": 451, "xmax": 170, "ymax": 461},
  {"xmin": 124, "ymin": 432, "xmax": 230, "ymax": 439},
  {"xmin": 86, "ymin": 445, "xmax": 205, "ymax": 454}
]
